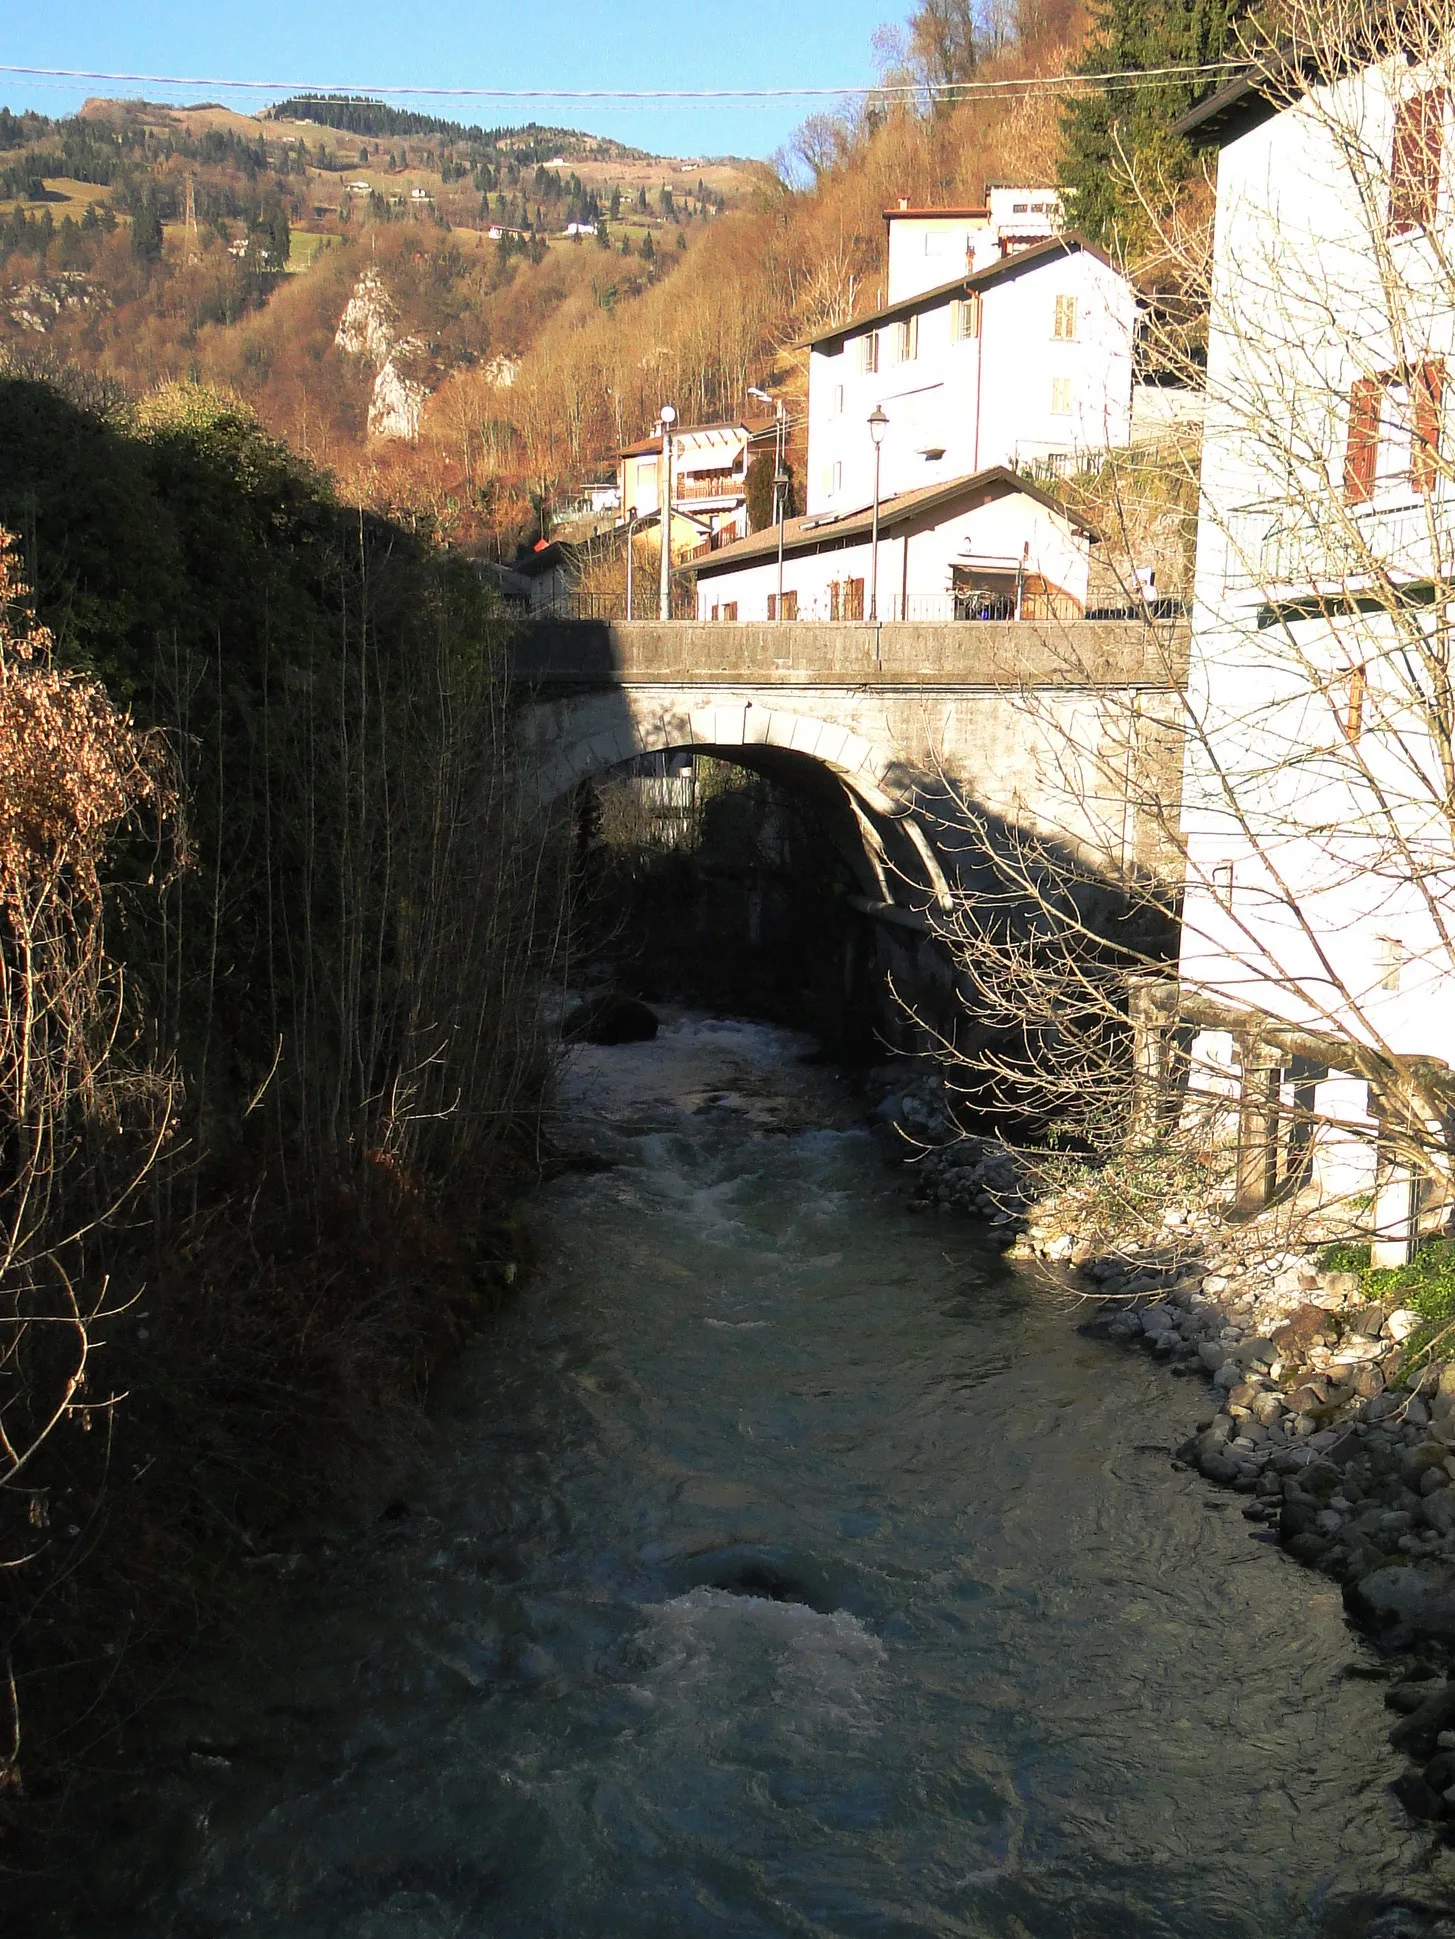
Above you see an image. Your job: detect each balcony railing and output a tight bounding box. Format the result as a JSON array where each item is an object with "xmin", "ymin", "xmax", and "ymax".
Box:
[{"xmin": 675, "ymin": 476, "xmax": 746, "ymax": 502}]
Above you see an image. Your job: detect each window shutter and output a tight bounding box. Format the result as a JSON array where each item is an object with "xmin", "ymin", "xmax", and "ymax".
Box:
[
  {"xmin": 1413, "ymin": 358, "xmax": 1446, "ymax": 491},
  {"xmin": 1390, "ymin": 87, "xmax": 1447, "ymax": 234},
  {"xmin": 846, "ymin": 577, "xmax": 865, "ymax": 620},
  {"xmin": 1344, "ymin": 376, "xmax": 1382, "ymax": 502},
  {"xmin": 829, "ymin": 581, "xmax": 840, "ymax": 621}
]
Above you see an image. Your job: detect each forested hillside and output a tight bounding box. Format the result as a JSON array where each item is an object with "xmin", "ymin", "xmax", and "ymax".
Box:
[{"xmin": 0, "ymin": 0, "xmax": 1229, "ymax": 549}]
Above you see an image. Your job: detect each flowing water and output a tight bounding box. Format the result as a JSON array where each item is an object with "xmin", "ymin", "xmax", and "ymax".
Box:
[{"xmin": 64, "ymin": 1015, "xmax": 1455, "ymax": 1936}]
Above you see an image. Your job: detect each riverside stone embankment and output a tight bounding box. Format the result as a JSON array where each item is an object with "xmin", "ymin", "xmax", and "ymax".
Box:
[{"xmin": 878, "ymin": 1072, "xmax": 1455, "ymax": 1827}]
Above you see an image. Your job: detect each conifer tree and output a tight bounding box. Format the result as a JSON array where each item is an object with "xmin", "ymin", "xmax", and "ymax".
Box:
[{"xmin": 1059, "ymin": 0, "xmax": 1238, "ymax": 257}]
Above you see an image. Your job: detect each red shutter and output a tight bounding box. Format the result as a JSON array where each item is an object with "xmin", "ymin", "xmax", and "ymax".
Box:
[
  {"xmin": 1413, "ymin": 358, "xmax": 1446, "ymax": 491},
  {"xmin": 1344, "ymin": 376, "xmax": 1382, "ymax": 502},
  {"xmin": 1390, "ymin": 88, "xmax": 1447, "ymax": 233}
]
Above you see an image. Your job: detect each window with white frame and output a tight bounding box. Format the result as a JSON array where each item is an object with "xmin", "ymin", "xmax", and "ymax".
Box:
[
  {"xmin": 831, "ymin": 460, "xmax": 843, "ymax": 494},
  {"xmin": 1377, "ymin": 935, "xmax": 1406, "ymax": 992},
  {"xmin": 1052, "ymin": 293, "xmax": 1078, "ymax": 340},
  {"xmin": 857, "ymin": 332, "xmax": 879, "ymax": 375},
  {"xmin": 1050, "ymin": 376, "xmax": 1075, "ymax": 416},
  {"xmin": 828, "ymin": 383, "xmax": 844, "ymax": 419},
  {"xmin": 887, "ymin": 316, "xmax": 917, "ymax": 364},
  {"xmin": 951, "ymin": 294, "xmax": 981, "ymax": 341}
]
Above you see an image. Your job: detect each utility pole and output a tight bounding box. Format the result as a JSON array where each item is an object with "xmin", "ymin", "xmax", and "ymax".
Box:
[
  {"xmin": 774, "ymin": 402, "xmax": 788, "ymax": 618},
  {"xmin": 748, "ymin": 385, "xmax": 789, "ymax": 619},
  {"xmin": 658, "ymin": 403, "xmax": 676, "ymax": 621}
]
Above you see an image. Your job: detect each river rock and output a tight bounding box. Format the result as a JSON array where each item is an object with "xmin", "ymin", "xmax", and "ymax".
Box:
[
  {"xmin": 1387, "ymin": 1309, "xmax": 1422, "ymax": 1343},
  {"xmin": 1345, "ymin": 1564, "xmax": 1455, "ymax": 1647},
  {"xmin": 1271, "ymin": 1304, "xmax": 1337, "ymax": 1354},
  {"xmin": 561, "ymin": 994, "xmax": 660, "ymax": 1045}
]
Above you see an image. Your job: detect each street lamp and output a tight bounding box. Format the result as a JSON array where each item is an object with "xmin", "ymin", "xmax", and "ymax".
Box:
[
  {"xmin": 868, "ymin": 405, "xmax": 888, "ymax": 622},
  {"xmin": 658, "ymin": 403, "xmax": 676, "ymax": 621}
]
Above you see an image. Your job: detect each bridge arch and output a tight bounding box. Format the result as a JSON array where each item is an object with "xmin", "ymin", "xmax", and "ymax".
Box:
[{"xmin": 520, "ymin": 688, "xmax": 955, "ymax": 913}]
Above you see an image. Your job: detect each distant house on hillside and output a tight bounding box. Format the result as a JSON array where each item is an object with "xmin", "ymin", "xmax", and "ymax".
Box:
[
  {"xmin": 694, "ymin": 467, "xmax": 1100, "ymax": 623},
  {"xmin": 563, "ymin": 221, "xmax": 597, "ymax": 237}
]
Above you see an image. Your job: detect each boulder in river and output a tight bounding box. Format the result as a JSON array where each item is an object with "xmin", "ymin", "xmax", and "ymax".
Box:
[
  {"xmin": 561, "ymin": 994, "xmax": 660, "ymax": 1046},
  {"xmin": 1345, "ymin": 1563, "xmax": 1455, "ymax": 1648}
]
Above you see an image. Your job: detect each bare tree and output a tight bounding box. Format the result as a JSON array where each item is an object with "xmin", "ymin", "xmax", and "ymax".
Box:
[
  {"xmin": 925, "ymin": 0, "xmax": 1455, "ymax": 1260},
  {"xmin": 0, "ymin": 531, "xmax": 177, "ymax": 1792}
]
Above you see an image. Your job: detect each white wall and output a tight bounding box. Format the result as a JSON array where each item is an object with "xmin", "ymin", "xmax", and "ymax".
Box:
[
  {"xmin": 1180, "ymin": 57, "xmax": 1455, "ymax": 1066},
  {"xmin": 887, "ymin": 214, "xmax": 987, "ymax": 302},
  {"xmin": 805, "ymin": 251, "xmax": 1137, "ymax": 516},
  {"xmin": 694, "ymin": 493, "xmax": 1090, "ymax": 622}
]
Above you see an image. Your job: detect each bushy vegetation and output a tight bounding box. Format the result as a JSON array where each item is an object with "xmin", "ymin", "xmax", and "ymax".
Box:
[
  {"xmin": 0, "ymin": 372, "xmax": 559, "ymax": 1827},
  {"xmin": 1059, "ymin": 0, "xmax": 1239, "ymax": 254}
]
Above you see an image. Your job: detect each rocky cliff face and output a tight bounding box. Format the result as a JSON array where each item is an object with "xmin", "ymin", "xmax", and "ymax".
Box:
[{"xmin": 334, "ymin": 267, "xmax": 428, "ymax": 442}]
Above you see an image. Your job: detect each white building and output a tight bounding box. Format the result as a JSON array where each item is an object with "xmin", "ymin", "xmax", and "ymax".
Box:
[
  {"xmin": 694, "ymin": 468, "xmax": 1098, "ymax": 623},
  {"xmin": 1175, "ymin": 48, "xmax": 1455, "ymax": 1237},
  {"xmin": 802, "ymin": 235, "xmax": 1141, "ymax": 517},
  {"xmin": 617, "ymin": 417, "xmax": 774, "ymax": 547}
]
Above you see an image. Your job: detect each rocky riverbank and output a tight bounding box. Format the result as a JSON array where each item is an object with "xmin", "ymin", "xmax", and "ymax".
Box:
[{"xmin": 874, "ymin": 1069, "xmax": 1455, "ymax": 1829}]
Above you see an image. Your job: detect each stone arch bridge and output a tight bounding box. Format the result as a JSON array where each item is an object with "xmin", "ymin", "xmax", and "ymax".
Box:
[{"xmin": 512, "ymin": 618, "xmax": 1189, "ymax": 1038}]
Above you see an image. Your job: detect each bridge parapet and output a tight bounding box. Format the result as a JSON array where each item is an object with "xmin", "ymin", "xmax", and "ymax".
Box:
[{"xmin": 511, "ymin": 618, "xmax": 1189, "ymax": 692}]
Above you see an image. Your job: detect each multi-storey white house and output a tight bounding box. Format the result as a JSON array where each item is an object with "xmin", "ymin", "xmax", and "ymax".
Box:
[
  {"xmin": 1174, "ymin": 47, "xmax": 1455, "ymax": 1240},
  {"xmin": 802, "ymin": 235, "xmax": 1140, "ymax": 517}
]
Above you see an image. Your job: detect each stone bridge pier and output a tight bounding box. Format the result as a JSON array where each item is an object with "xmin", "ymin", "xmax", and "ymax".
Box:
[{"xmin": 512, "ymin": 618, "xmax": 1189, "ymax": 1052}]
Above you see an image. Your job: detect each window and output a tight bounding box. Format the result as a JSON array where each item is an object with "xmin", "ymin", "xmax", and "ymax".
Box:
[
  {"xmin": 1050, "ymin": 376, "xmax": 1075, "ymax": 416},
  {"xmin": 951, "ymin": 294, "xmax": 981, "ymax": 341},
  {"xmin": 1377, "ymin": 935, "xmax": 1406, "ymax": 992},
  {"xmin": 1052, "ymin": 293, "xmax": 1078, "ymax": 340},
  {"xmin": 1211, "ymin": 861, "xmax": 1235, "ymax": 910},
  {"xmin": 720, "ymin": 601, "xmax": 738, "ymax": 621},
  {"xmin": 830, "ymin": 576, "xmax": 865, "ymax": 620},
  {"xmin": 831, "ymin": 460, "xmax": 843, "ymax": 494},
  {"xmin": 1390, "ymin": 87, "xmax": 1447, "ymax": 234},
  {"xmin": 1344, "ymin": 360, "xmax": 1446, "ymax": 501},
  {"xmin": 887, "ymin": 316, "xmax": 917, "ymax": 363},
  {"xmin": 827, "ymin": 383, "xmax": 844, "ymax": 418},
  {"xmin": 768, "ymin": 591, "xmax": 797, "ymax": 620},
  {"xmin": 857, "ymin": 332, "xmax": 879, "ymax": 375}
]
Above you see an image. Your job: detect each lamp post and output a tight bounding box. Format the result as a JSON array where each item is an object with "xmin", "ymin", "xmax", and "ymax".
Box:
[
  {"xmin": 658, "ymin": 403, "xmax": 676, "ymax": 621},
  {"xmin": 868, "ymin": 405, "xmax": 888, "ymax": 622}
]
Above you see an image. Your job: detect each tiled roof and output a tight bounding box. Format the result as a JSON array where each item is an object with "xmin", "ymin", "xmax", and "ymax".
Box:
[{"xmin": 694, "ymin": 465, "xmax": 1099, "ymax": 576}]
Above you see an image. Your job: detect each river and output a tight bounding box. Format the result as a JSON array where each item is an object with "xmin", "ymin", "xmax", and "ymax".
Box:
[{"xmin": 63, "ymin": 1014, "xmax": 1455, "ymax": 1936}]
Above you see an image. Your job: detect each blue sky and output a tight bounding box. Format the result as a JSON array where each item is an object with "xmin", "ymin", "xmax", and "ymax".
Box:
[{"xmin": 1, "ymin": 0, "xmax": 897, "ymax": 160}]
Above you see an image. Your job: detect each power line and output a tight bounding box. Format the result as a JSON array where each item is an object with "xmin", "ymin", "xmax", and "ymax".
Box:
[{"xmin": 0, "ymin": 58, "xmax": 1249, "ymax": 108}]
